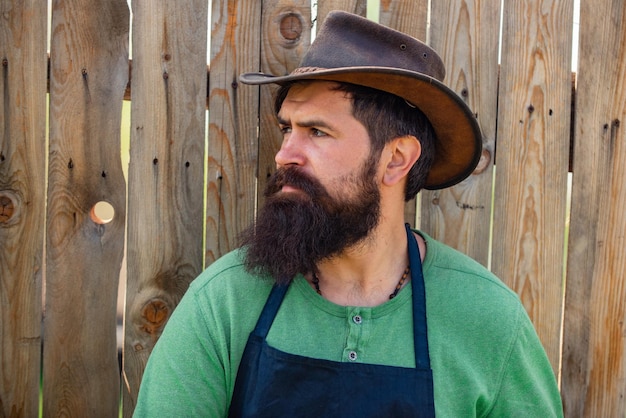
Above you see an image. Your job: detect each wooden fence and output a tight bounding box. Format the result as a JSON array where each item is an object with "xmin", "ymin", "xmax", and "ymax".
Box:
[{"xmin": 1, "ymin": 0, "xmax": 624, "ymax": 416}]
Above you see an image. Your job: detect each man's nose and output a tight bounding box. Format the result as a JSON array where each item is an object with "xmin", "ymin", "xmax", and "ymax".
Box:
[{"xmin": 275, "ymin": 133, "xmax": 306, "ymax": 168}]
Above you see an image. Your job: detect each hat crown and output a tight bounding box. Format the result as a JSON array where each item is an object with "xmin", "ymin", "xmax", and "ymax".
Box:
[{"xmin": 301, "ymin": 11, "xmax": 445, "ymax": 81}]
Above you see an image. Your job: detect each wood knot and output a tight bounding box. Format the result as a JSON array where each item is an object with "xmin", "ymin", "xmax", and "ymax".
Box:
[
  {"xmin": 140, "ymin": 298, "xmax": 170, "ymax": 335},
  {"xmin": 279, "ymin": 13, "xmax": 302, "ymax": 42},
  {"xmin": 0, "ymin": 191, "xmax": 17, "ymax": 224},
  {"xmin": 472, "ymin": 149, "xmax": 492, "ymax": 175}
]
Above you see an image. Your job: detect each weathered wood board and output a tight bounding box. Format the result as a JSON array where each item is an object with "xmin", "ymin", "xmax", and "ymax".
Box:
[
  {"xmin": 43, "ymin": 0, "xmax": 129, "ymax": 415},
  {"xmin": 561, "ymin": 0, "xmax": 626, "ymax": 415},
  {"xmin": 0, "ymin": 0, "xmax": 47, "ymax": 416},
  {"xmin": 205, "ymin": 1, "xmax": 262, "ymax": 264},
  {"xmin": 122, "ymin": 0, "xmax": 208, "ymax": 414},
  {"xmin": 490, "ymin": 0, "xmax": 573, "ymax": 374},
  {"xmin": 422, "ymin": 0, "xmax": 500, "ymax": 268}
]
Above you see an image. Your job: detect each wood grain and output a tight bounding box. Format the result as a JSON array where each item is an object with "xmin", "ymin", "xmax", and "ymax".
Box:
[
  {"xmin": 421, "ymin": 0, "xmax": 500, "ymax": 267},
  {"xmin": 43, "ymin": 0, "xmax": 129, "ymax": 415},
  {"xmin": 257, "ymin": 1, "xmax": 311, "ymax": 209},
  {"xmin": 122, "ymin": 0, "xmax": 207, "ymax": 413},
  {"xmin": 205, "ymin": 0, "xmax": 262, "ymax": 264},
  {"xmin": 316, "ymin": 0, "xmax": 367, "ymax": 24},
  {"xmin": 491, "ymin": 0, "xmax": 573, "ymax": 374},
  {"xmin": 561, "ymin": 0, "xmax": 626, "ymax": 415},
  {"xmin": 0, "ymin": 0, "xmax": 47, "ymax": 416}
]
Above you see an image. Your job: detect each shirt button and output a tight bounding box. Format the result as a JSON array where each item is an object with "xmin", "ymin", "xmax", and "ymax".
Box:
[
  {"xmin": 353, "ymin": 315, "xmax": 363, "ymax": 325},
  {"xmin": 348, "ymin": 351, "xmax": 358, "ymax": 361}
]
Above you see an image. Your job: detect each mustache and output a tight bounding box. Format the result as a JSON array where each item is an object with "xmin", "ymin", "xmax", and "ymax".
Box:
[{"xmin": 265, "ymin": 167, "xmax": 328, "ymax": 199}]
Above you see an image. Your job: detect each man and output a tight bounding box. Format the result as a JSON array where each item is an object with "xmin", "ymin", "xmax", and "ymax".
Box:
[{"xmin": 135, "ymin": 11, "xmax": 563, "ymax": 417}]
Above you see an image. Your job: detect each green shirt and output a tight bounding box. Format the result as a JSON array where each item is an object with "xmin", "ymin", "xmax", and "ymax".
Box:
[{"xmin": 135, "ymin": 232, "xmax": 563, "ymax": 417}]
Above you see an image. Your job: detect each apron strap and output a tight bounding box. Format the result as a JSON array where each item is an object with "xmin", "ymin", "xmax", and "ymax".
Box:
[
  {"xmin": 252, "ymin": 283, "xmax": 289, "ymax": 338},
  {"xmin": 406, "ymin": 223, "xmax": 431, "ymax": 370}
]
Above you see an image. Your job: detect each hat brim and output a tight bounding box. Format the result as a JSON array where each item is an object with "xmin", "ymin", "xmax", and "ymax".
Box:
[{"xmin": 240, "ymin": 67, "xmax": 482, "ymax": 190}]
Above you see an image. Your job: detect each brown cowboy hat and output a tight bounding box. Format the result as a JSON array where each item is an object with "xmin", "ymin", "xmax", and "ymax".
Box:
[{"xmin": 240, "ymin": 10, "xmax": 482, "ymax": 190}]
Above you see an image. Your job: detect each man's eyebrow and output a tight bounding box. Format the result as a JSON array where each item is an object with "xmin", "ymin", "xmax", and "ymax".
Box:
[
  {"xmin": 276, "ymin": 115, "xmax": 289, "ymax": 126},
  {"xmin": 276, "ymin": 115, "xmax": 335, "ymax": 131}
]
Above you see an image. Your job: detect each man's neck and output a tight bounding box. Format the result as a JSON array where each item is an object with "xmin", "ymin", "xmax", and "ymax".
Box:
[{"xmin": 308, "ymin": 222, "xmax": 425, "ymax": 307}]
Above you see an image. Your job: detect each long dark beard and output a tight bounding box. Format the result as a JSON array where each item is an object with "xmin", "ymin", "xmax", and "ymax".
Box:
[{"xmin": 239, "ymin": 160, "xmax": 381, "ymax": 284}]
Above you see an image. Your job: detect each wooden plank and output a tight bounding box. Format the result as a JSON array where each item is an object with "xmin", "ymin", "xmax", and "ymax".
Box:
[
  {"xmin": 0, "ymin": 0, "xmax": 47, "ymax": 416},
  {"xmin": 122, "ymin": 0, "xmax": 208, "ymax": 413},
  {"xmin": 256, "ymin": 1, "xmax": 311, "ymax": 210},
  {"xmin": 376, "ymin": 0, "xmax": 428, "ymax": 227},
  {"xmin": 316, "ymin": 0, "xmax": 367, "ymax": 24},
  {"xmin": 43, "ymin": 0, "xmax": 129, "ymax": 415},
  {"xmin": 205, "ymin": 0, "xmax": 262, "ymax": 264},
  {"xmin": 561, "ymin": 0, "xmax": 626, "ymax": 415},
  {"xmin": 421, "ymin": 0, "xmax": 500, "ymax": 266},
  {"xmin": 378, "ymin": 0, "xmax": 427, "ymax": 37},
  {"xmin": 491, "ymin": 0, "xmax": 573, "ymax": 374}
]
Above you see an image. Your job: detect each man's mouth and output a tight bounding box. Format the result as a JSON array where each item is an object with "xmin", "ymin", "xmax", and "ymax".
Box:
[{"xmin": 280, "ymin": 185, "xmax": 302, "ymax": 194}]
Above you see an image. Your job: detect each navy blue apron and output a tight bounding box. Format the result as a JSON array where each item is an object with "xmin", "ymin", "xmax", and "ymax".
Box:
[{"xmin": 229, "ymin": 225, "xmax": 435, "ymax": 417}]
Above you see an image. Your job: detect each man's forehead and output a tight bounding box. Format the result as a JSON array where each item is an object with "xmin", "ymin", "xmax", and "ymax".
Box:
[{"xmin": 278, "ymin": 81, "xmax": 352, "ymax": 117}]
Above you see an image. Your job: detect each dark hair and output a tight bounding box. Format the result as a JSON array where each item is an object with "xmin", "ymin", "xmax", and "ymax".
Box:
[{"xmin": 274, "ymin": 81, "xmax": 436, "ymax": 200}]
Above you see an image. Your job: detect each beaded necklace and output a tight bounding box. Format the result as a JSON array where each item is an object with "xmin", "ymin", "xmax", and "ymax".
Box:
[{"xmin": 311, "ymin": 265, "xmax": 411, "ymax": 300}]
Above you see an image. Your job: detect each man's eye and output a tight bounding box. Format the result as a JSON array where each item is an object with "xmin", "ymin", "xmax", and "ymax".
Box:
[
  {"xmin": 311, "ymin": 128, "xmax": 327, "ymax": 137},
  {"xmin": 280, "ymin": 126, "xmax": 292, "ymax": 134}
]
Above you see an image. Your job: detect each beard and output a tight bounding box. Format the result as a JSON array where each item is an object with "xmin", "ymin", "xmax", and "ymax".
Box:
[{"xmin": 239, "ymin": 158, "xmax": 381, "ymax": 284}]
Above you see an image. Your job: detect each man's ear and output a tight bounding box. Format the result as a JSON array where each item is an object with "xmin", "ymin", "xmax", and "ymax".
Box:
[{"xmin": 382, "ymin": 135, "xmax": 421, "ymax": 187}]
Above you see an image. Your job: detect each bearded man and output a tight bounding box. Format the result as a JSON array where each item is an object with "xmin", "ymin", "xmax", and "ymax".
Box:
[{"xmin": 135, "ymin": 11, "xmax": 563, "ymax": 417}]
